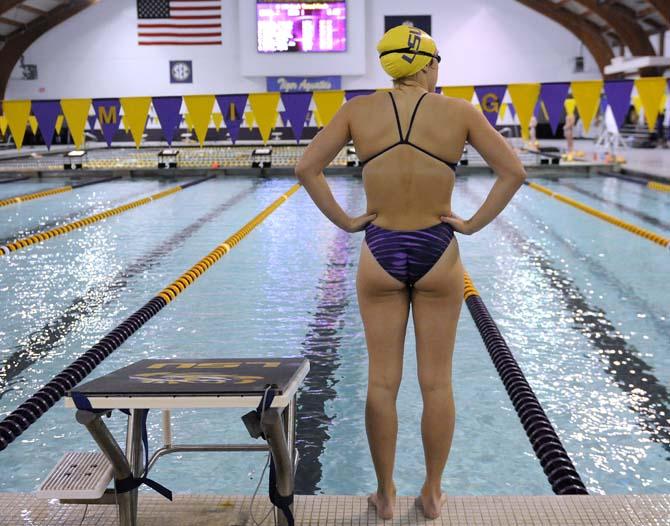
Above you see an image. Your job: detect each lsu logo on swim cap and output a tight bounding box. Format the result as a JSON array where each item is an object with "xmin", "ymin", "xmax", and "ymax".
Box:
[{"xmin": 377, "ymin": 25, "xmax": 437, "ymax": 79}]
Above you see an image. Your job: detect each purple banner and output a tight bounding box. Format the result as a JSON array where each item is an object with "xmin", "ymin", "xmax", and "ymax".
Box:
[
  {"xmin": 475, "ymin": 85, "xmax": 507, "ymax": 126},
  {"xmin": 216, "ymin": 94, "xmax": 248, "ymax": 144},
  {"xmin": 31, "ymin": 100, "xmax": 61, "ymax": 149},
  {"xmin": 539, "ymin": 83, "xmax": 569, "ymax": 135},
  {"xmin": 152, "ymin": 97, "xmax": 182, "ymax": 146},
  {"xmin": 345, "ymin": 89, "xmax": 375, "ymax": 101},
  {"xmin": 281, "ymin": 92, "xmax": 312, "ymax": 143},
  {"xmin": 507, "ymin": 104, "xmax": 516, "ymax": 120},
  {"xmin": 604, "ymin": 80, "xmax": 633, "ymax": 130},
  {"xmin": 92, "ymin": 99, "xmax": 122, "ymax": 147},
  {"xmin": 87, "ymin": 115, "xmax": 97, "ymax": 130}
]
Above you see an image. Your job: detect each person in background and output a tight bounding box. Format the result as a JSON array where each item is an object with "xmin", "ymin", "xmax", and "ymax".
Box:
[
  {"xmin": 295, "ymin": 25, "xmax": 526, "ymax": 520},
  {"xmin": 564, "ymin": 113, "xmax": 575, "ymax": 155}
]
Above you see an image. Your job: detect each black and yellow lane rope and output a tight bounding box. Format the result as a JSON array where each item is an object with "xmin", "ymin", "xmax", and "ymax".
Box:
[
  {"xmin": 0, "ymin": 183, "xmax": 301, "ymax": 452},
  {"xmin": 0, "ymin": 176, "xmax": 213, "ymax": 256},
  {"xmin": 525, "ymin": 181, "xmax": 669, "ymax": 249},
  {"xmin": 598, "ymin": 171, "xmax": 670, "ymax": 194},
  {"xmin": 0, "ymin": 175, "xmax": 122, "ymax": 208},
  {"xmin": 647, "ymin": 180, "xmax": 670, "ymax": 193},
  {"xmin": 463, "ymin": 272, "xmax": 588, "ymax": 495}
]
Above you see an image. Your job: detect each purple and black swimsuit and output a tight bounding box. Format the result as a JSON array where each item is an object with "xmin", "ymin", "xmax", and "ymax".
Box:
[{"xmin": 359, "ymin": 91, "xmax": 459, "ymax": 287}]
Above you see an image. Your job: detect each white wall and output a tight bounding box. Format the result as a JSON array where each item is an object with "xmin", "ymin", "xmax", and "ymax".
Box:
[{"xmin": 6, "ymin": 0, "xmax": 600, "ymax": 101}]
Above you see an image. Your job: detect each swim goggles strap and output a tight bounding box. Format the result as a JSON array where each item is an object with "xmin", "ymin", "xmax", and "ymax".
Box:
[{"xmin": 379, "ymin": 48, "xmax": 441, "ymax": 62}]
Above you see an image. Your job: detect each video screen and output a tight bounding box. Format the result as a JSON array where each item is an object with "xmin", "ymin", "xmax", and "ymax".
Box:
[{"xmin": 257, "ymin": 1, "xmax": 347, "ymax": 53}]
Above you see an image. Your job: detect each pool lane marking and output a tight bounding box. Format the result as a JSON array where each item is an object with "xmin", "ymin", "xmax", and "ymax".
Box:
[
  {"xmin": 462, "ymin": 185, "xmax": 670, "ymax": 456},
  {"xmin": 0, "ymin": 176, "xmax": 121, "ymax": 208},
  {"xmin": 556, "ymin": 180, "xmax": 670, "ymax": 232},
  {"xmin": 512, "ymin": 193, "xmax": 670, "ymax": 342},
  {"xmin": 526, "ymin": 181, "xmax": 670, "ymax": 249},
  {"xmin": 294, "ymin": 184, "xmax": 361, "ymax": 495},
  {"xmin": 157, "ymin": 183, "xmax": 301, "ymax": 304},
  {"xmin": 462, "ymin": 271, "xmax": 588, "ymax": 494},
  {"xmin": 0, "ymin": 182, "xmax": 259, "ymax": 392},
  {"xmin": 0, "ymin": 176, "xmax": 214, "ymax": 256},
  {"xmin": 0, "ymin": 183, "xmax": 301, "ymax": 452}
]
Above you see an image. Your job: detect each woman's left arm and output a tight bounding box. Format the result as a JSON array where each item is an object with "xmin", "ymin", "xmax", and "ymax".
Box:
[{"xmin": 295, "ymin": 100, "xmax": 376, "ymax": 233}]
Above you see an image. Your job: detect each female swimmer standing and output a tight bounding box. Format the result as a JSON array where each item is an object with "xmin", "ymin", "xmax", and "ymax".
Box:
[{"xmin": 295, "ymin": 25, "xmax": 526, "ymax": 520}]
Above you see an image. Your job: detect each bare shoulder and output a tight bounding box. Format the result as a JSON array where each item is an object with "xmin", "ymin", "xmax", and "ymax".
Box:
[{"xmin": 433, "ymin": 93, "xmax": 472, "ymax": 113}]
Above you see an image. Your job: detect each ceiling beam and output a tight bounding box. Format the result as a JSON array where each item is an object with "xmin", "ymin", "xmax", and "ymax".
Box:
[
  {"xmin": 645, "ymin": 0, "xmax": 670, "ymax": 27},
  {"xmin": 17, "ymin": 4, "xmax": 47, "ymax": 16},
  {"xmin": 0, "ymin": 1, "xmax": 24, "ymax": 17},
  {"xmin": 571, "ymin": 0, "xmax": 658, "ymax": 58},
  {"xmin": 0, "ymin": 14, "xmax": 21, "ymax": 27},
  {"xmin": 515, "ymin": 0, "xmax": 615, "ymax": 76},
  {"xmin": 0, "ymin": 0, "xmax": 95, "ymax": 99}
]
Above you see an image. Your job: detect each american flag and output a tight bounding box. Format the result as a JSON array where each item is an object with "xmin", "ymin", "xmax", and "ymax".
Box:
[{"xmin": 137, "ymin": 0, "xmax": 222, "ymax": 46}]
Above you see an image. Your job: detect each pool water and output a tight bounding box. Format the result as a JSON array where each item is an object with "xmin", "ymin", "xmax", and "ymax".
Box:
[{"xmin": 0, "ymin": 174, "xmax": 668, "ymax": 496}]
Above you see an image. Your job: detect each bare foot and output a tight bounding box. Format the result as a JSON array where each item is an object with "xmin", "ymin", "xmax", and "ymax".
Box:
[
  {"xmin": 368, "ymin": 491, "xmax": 395, "ymax": 520},
  {"xmin": 415, "ymin": 492, "xmax": 448, "ymax": 520}
]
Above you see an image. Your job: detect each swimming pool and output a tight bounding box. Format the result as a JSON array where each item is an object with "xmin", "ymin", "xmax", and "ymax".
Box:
[{"xmin": 0, "ymin": 174, "xmax": 668, "ymax": 497}]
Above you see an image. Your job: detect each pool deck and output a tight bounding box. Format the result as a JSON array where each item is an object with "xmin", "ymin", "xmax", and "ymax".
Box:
[{"xmin": 1, "ymin": 493, "xmax": 669, "ymax": 525}]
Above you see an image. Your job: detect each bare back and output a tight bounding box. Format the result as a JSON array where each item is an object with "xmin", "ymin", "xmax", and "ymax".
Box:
[{"xmin": 349, "ymin": 91, "xmax": 469, "ymax": 231}]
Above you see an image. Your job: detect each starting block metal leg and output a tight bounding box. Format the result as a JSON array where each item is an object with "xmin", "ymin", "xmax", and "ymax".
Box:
[
  {"xmin": 261, "ymin": 407, "xmax": 294, "ymax": 526},
  {"xmin": 76, "ymin": 410, "xmax": 137, "ymax": 526},
  {"xmin": 125, "ymin": 410, "xmax": 144, "ymax": 521}
]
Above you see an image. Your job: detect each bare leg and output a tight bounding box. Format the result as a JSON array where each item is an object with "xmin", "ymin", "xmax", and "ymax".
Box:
[
  {"xmin": 357, "ymin": 240, "xmax": 409, "ymax": 520},
  {"xmin": 411, "ymin": 239, "xmax": 464, "ymax": 519}
]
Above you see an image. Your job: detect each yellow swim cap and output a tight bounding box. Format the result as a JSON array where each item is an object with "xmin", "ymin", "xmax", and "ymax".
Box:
[{"xmin": 377, "ymin": 25, "xmax": 438, "ymax": 79}]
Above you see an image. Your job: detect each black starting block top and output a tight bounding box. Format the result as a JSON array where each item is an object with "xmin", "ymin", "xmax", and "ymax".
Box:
[{"xmin": 65, "ymin": 358, "xmax": 309, "ymax": 410}]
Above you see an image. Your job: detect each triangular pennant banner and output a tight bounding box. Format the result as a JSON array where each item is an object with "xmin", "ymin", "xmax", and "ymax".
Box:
[
  {"xmin": 32, "ymin": 100, "xmax": 61, "ymax": 149},
  {"xmin": 499, "ymin": 103, "xmax": 508, "ymax": 121},
  {"xmin": 28, "ymin": 116, "xmax": 38, "ymax": 135},
  {"xmin": 313, "ymin": 90, "xmax": 344, "ymax": 127},
  {"xmin": 634, "ymin": 77, "xmax": 666, "ymax": 131},
  {"xmin": 540, "ymin": 83, "xmax": 570, "ymax": 135},
  {"xmin": 87, "ymin": 115, "xmax": 97, "ymax": 131},
  {"xmin": 92, "ymin": 99, "xmax": 122, "ymax": 147},
  {"xmin": 216, "ymin": 95, "xmax": 248, "ymax": 143},
  {"xmin": 216, "ymin": 95, "xmax": 247, "ymax": 144},
  {"xmin": 441, "ymin": 86, "xmax": 475, "ymax": 102},
  {"xmin": 570, "ymin": 80, "xmax": 603, "ymax": 133},
  {"xmin": 212, "ymin": 112, "xmax": 223, "ymax": 131},
  {"xmin": 474, "ymin": 85, "xmax": 507, "ymax": 125},
  {"xmin": 120, "ymin": 97, "xmax": 151, "ymax": 148},
  {"xmin": 184, "ymin": 114, "xmax": 193, "ymax": 131},
  {"xmin": 0, "ymin": 116, "xmax": 7, "ymax": 135},
  {"xmin": 4, "ymin": 100, "xmax": 32, "ymax": 150},
  {"xmin": 281, "ymin": 92, "xmax": 311, "ymax": 143},
  {"xmin": 249, "ymin": 92, "xmax": 280, "ymax": 143},
  {"xmin": 345, "ymin": 89, "xmax": 375, "ymax": 101},
  {"xmin": 61, "ymin": 98, "xmax": 92, "ymax": 148},
  {"xmin": 507, "ymin": 104, "xmax": 516, "ymax": 120},
  {"xmin": 508, "ymin": 83, "xmax": 541, "ymax": 140},
  {"xmin": 184, "ymin": 95, "xmax": 215, "ymax": 147}
]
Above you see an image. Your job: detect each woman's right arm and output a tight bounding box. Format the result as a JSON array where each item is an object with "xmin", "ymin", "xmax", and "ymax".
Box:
[{"xmin": 443, "ymin": 100, "xmax": 526, "ymax": 235}]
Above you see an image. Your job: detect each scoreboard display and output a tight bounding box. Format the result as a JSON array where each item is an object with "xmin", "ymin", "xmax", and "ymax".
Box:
[{"xmin": 257, "ymin": 1, "xmax": 347, "ymax": 53}]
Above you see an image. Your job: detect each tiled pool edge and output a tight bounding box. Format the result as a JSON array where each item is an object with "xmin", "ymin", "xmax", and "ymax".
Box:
[{"xmin": 1, "ymin": 493, "xmax": 668, "ymax": 525}]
